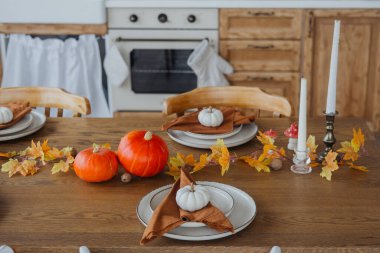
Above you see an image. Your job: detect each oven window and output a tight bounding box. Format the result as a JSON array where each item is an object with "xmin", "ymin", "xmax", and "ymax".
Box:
[{"xmin": 130, "ymin": 49, "xmax": 197, "ymax": 94}]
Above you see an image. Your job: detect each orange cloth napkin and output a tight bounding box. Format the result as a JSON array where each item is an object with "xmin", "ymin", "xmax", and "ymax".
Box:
[
  {"xmin": 0, "ymin": 101, "xmax": 32, "ymax": 130},
  {"xmin": 140, "ymin": 169, "xmax": 234, "ymax": 245},
  {"xmin": 162, "ymin": 107, "xmax": 255, "ymax": 134}
]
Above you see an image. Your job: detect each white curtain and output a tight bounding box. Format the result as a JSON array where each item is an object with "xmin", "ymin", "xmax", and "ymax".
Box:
[{"xmin": 1, "ymin": 34, "xmax": 111, "ymax": 117}]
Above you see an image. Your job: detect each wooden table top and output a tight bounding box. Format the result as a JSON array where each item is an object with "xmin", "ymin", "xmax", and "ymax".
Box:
[{"xmin": 0, "ymin": 116, "xmax": 379, "ymax": 253}]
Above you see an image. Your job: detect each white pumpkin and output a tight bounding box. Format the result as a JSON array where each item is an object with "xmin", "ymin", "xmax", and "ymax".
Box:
[
  {"xmin": 176, "ymin": 183, "xmax": 210, "ymax": 212},
  {"xmin": 0, "ymin": 107, "xmax": 13, "ymax": 124},
  {"xmin": 198, "ymin": 107, "xmax": 224, "ymax": 127}
]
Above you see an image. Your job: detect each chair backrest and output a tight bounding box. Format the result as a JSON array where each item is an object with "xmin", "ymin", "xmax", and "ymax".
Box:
[
  {"xmin": 0, "ymin": 87, "xmax": 91, "ymax": 117},
  {"xmin": 163, "ymin": 86, "xmax": 292, "ymax": 117}
]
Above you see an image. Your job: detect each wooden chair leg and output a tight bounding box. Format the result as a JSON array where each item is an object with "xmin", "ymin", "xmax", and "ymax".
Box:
[
  {"xmin": 57, "ymin": 108, "xmax": 63, "ymax": 117},
  {"xmin": 44, "ymin": 107, "xmax": 50, "ymax": 117}
]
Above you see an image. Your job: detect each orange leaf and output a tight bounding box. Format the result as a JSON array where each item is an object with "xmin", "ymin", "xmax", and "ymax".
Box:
[
  {"xmin": 352, "ymin": 128, "xmax": 365, "ymax": 150},
  {"xmin": 219, "ymin": 146, "xmax": 230, "ymax": 176},
  {"xmin": 193, "ymin": 153, "xmax": 209, "ymax": 173},
  {"xmin": 347, "ymin": 162, "xmax": 368, "ymax": 172},
  {"xmin": 320, "ymin": 151, "xmax": 339, "ymax": 181},
  {"xmin": 337, "ymin": 141, "xmax": 359, "ymax": 161},
  {"xmin": 257, "ymin": 131, "xmax": 274, "ymax": 145},
  {"xmin": 240, "ymin": 155, "xmax": 270, "ymax": 173}
]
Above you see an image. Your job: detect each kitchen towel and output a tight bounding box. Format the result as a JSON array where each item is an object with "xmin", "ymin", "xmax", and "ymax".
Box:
[
  {"xmin": 140, "ymin": 169, "xmax": 234, "ymax": 245},
  {"xmin": 187, "ymin": 39, "xmax": 233, "ymax": 87},
  {"xmin": 162, "ymin": 107, "xmax": 255, "ymax": 134},
  {"xmin": 104, "ymin": 37, "xmax": 129, "ymax": 87},
  {"xmin": 1, "ymin": 34, "xmax": 111, "ymax": 117}
]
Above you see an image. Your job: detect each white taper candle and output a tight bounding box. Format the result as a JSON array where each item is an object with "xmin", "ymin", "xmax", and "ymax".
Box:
[
  {"xmin": 326, "ymin": 20, "xmax": 341, "ymax": 114},
  {"xmin": 297, "ymin": 78, "xmax": 307, "ymax": 159}
]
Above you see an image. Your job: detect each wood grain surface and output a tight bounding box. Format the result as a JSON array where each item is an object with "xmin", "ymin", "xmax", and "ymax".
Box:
[{"xmin": 0, "ymin": 116, "xmax": 379, "ymax": 253}]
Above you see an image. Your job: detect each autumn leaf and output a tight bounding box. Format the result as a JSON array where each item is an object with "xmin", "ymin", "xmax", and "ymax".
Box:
[
  {"xmin": 193, "ymin": 153, "xmax": 209, "ymax": 172},
  {"xmin": 25, "ymin": 140, "xmax": 46, "ymax": 164},
  {"xmin": 337, "ymin": 141, "xmax": 359, "ymax": 161},
  {"xmin": 240, "ymin": 155, "xmax": 271, "ymax": 173},
  {"xmin": 320, "ymin": 151, "xmax": 339, "ymax": 181},
  {"xmin": 219, "ymin": 146, "xmax": 230, "ymax": 176},
  {"xmin": 45, "ymin": 147, "xmax": 63, "ymax": 161},
  {"xmin": 307, "ymin": 135, "xmax": 318, "ymax": 161},
  {"xmin": 51, "ymin": 154, "xmax": 75, "ymax": 174},
  {"xmin": 347, "ymin": 162, "xmax": 368, "ymax": 172},
  {"xmin": 257, "ymin": 131, "xmax": 274, "ymax": 145},
  {"xmin": 352, "ymin": 128, "xmax": 365, "ymax": 150},
  {"xmin": 0, "ymin": 151, "xmax": 17, "ymax": 159},
  {"xmin": 1, "ymin": 159, "xmax": 39, "ymax": 177}
]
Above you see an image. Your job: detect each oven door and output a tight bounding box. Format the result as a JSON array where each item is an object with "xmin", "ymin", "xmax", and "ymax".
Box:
[{"xmin": 107, "ymin": 29, "xmax": 218, "ymax": 112}]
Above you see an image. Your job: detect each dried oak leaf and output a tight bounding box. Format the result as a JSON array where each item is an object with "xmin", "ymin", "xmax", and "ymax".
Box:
[{"xmin": 320, "ymin": 151, "xmax": 339, "ymax": 181}]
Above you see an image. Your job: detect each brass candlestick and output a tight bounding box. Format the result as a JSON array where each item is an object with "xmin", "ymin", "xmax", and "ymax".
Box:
[{"xmin": 318, "ymin": 111, "xmax": 338, "ymax": 162}]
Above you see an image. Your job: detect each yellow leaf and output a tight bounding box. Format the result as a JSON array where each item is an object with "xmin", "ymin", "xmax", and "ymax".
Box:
[
  {"xmin": 320, "ymin": 167, "xmax": 333, "ymax": 181},
  {"xmin": 60, "ymin": 147, "xmax": 73, "ymax": 157},
  {"xmin": 169, "ymin": 153, "xmax": 186, "ymax": 169},
  {"xmin": 240, "ymin": 156, "xmax": 270, "ymax": 173},
  {"xmin": 51, "ymin": 159, "xmax": 72, "ymax": 174},
  {"xmin": 320, "ymin": 151, "xmax": 339, "ymax": 181},
  {"xmin": 337, "ymin": 141, "xmax": 359, "ymax": 161},
  {"xmin": 193, "ymin": 153, "xmax": 209, "ymax": 172},
  {"xmin": 257, "ymin": 131, "xmax": 274, "ymax": 145},
  {"xmin": 0, "ymin": 151, "xmax": 17, "ymax": 158},
  {"xmin": 307, "ymin": 135, "xmax": 318, "ymax": 153},
  {"xmin": 352, "ymin": 128, "xmax": 365, "ymax": 150},
  {"xmin": 1, "ymin": 159, "xmax": 20, "ymax": 177},
  {"xmin": 1, "ymin": 159, "xmax": 39, "ymax": 177},
  {"xmin": 26, "ymin": 140, "xmax": 46, "ymax": 164},
  {"xmin": 166, "ymin": 164, "xmax": 181, "ymax": 180},
  {"xmin": 347, "ymin": 162, "xmax": 368, "ymax": 172},
  {"xmin": 20, "ymin": 160, "xmax": 39, "ymax": 176},
  {"xmin": 45, "ymin": 147, "xmax": 63, "ymax": 161},
  {"xmin": 219, "ymin": 146, "xmax": 230, "ymax": 176}
]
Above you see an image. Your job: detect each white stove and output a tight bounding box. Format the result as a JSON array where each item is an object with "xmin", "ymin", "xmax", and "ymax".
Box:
[{"xmin": 107, "ymin": 8, "xmax": 218, "ymax": 112}]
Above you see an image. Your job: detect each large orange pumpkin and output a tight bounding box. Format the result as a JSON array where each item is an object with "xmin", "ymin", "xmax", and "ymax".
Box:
[
  {"xmin": 118, "ymin": 130, "xmax": 169, "ymax": 177},
  {"xmin": 73, "ymin": 145, "xmax": 118, "ymax": 182}
]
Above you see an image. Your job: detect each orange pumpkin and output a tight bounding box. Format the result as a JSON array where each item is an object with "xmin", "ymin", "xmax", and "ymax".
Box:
[
  {"xmin": 118, "ymin": 130, "xmax": 169, "ymax": 177},
  {"xmin": 73, "ymin": 145, "xmax": 118, "ymax": 182}
]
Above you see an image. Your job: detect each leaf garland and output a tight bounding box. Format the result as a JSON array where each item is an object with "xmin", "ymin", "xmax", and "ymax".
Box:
[
  {"xmin": 0, "ymin": 140, "xmax": 74, "ymax": 177},
  {"xmin": 166, "ymin": 128, "xmax": 368, "ymax": 182}
]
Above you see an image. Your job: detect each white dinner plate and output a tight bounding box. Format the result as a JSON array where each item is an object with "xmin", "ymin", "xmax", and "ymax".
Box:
[
  {"xmin": 0, "ymin": 111, "xmax": 46, "ymax": 142},
  {"xmin": 137, "ymin": 181, "xmax": 256, "ymax": 241},
  {"xmin": 149, "ymin": 184, "xmax": 234, "ymax": 228},
  {"xmin": 183, "ymin": 124, "xmax": 243, "ymax": 140},
  {"xmin": 0, "ymin": 113, "xmax": 33, "ymax": 136},
  {"xmin": 167, "ymin": 123, "xmax": 258, "ymax": 149}
]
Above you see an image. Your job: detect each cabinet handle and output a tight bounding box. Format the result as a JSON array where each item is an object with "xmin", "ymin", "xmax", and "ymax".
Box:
[
  {"xmin": 247, "ymin": 44, "xmax": 274, "ymax": 49},
  {"xmin": 247, "ymin": 76, "xmax": 274, "ymax": 81},
  {"xmin": 248, "ymin": 11, "xmax": 275, "ymax": 16}
]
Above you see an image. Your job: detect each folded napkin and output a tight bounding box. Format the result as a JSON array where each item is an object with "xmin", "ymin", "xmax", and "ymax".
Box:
[
  {"xmin": 140, "ymin": 169, "xmax": 234, "ymax": 245},
  {"xmin": 162, "ymin": 107, "xmax": 255, "ymax": 134},
  {"xmin": 0, "ymin": 102, "xmax": 32, "ymax": 130}
]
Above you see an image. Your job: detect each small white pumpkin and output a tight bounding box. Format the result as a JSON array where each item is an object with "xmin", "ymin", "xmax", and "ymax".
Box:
[
  {"xmin": 0, "ymin": 107, "xmax": 13, "ymax": 124},
  {"xmin": 198, "ymin": 107, "xmax": 224, "ymax": 127},
  {"xmin": 176, "ymin": 183, "xmax": 210, "ymax": 212}
]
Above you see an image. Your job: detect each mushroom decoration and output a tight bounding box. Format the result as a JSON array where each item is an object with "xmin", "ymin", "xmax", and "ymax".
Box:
[
  {"xmin": 264, "ymin": 129, "xmax": 278, "ymax": 139},
  {"xmin": 284, "ymin": 123, "xmax": 298, "ymax": 151}
]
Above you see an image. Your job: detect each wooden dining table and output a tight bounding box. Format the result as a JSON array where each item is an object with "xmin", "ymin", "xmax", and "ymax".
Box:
[{"xmin": 0, "ymin": 115, "xmax": 379, "ymax": 253}]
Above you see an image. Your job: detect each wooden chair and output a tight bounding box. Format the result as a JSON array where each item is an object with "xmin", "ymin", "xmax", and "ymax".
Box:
[
  {"xmin": 0, "ymin": 87, "xmax": 91, "ymax": 117},
  {"xmin": 163, "ymin": 86, "xmax": 292, "ymax": 117}
]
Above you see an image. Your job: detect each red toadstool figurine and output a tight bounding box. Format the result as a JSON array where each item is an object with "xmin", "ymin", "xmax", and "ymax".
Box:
[{"xmin": 284, "ymin": 123, "xmax": 298, "ymax": 151}]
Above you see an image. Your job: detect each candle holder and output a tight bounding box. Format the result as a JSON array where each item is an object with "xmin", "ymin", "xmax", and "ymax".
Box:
[
  {"xmin": 318, "ymin": 111, "xmax": 338, "ymax": 162},
  {"xmin": 290, "ymin": 149, "xmax": 312, "ymax": 174}
]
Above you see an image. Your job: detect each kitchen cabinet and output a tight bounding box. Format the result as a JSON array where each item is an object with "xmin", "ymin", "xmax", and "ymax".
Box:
[
  {"xmin": 220, "ymin": 9, "xmax": 303, "ymax": 115},
  {"xmin": 303, "ymin": 10, "xmax": 380, "ymax": 131}
]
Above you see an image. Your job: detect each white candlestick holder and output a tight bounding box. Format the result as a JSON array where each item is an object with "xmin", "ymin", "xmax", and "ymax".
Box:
[{"xmin": 290, "ymin": 149, "xmax": 312, "ymax": 174}]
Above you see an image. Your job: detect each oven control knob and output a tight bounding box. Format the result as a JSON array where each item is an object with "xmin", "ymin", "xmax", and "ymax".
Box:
[
  {"xmin": 158, "ymin": 13, "xmax": 168, "ymax": 23},
  {"xmin": 187, "ymin": 15, "xmax": 196, "ymax": 23},
  {"xmin": 129, "ymin": 14, "xmax": 138, "ymax": 23}
]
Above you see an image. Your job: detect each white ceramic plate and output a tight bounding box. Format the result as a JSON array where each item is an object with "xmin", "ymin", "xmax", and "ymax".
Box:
[
  {"xmin": 0, "ymin": 111, "xmax": 46, "ymax": 142},
  {"xmin": 167, "ymin": 123, "xmax": 258, "ymax": 149},
  {"xmin": 183, "ymin": 124, "xmax": 243, "ymax": 140},
  {"xmin": 149, "ymin": 184, "xmax": 234, "ymax": 228},
  {"xmin": 0, "ymin": 113, "xmax": 33, "ymax": 136},
  {"xmin": 137, "ymin": 181, "xmax": 256, "ymax": 241}
]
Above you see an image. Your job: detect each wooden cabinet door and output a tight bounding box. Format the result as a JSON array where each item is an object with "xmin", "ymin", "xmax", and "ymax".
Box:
[
  {"xmin": 220, "ymin": 9, "xmax": 302, "ymax": 40},
  {"xmin": 220, "ymin": 40, "xmax": 300, "ymax": 72},
  {"xmin": 303, "ymin": 10, "xmax": 380, "ymax": 131}
]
